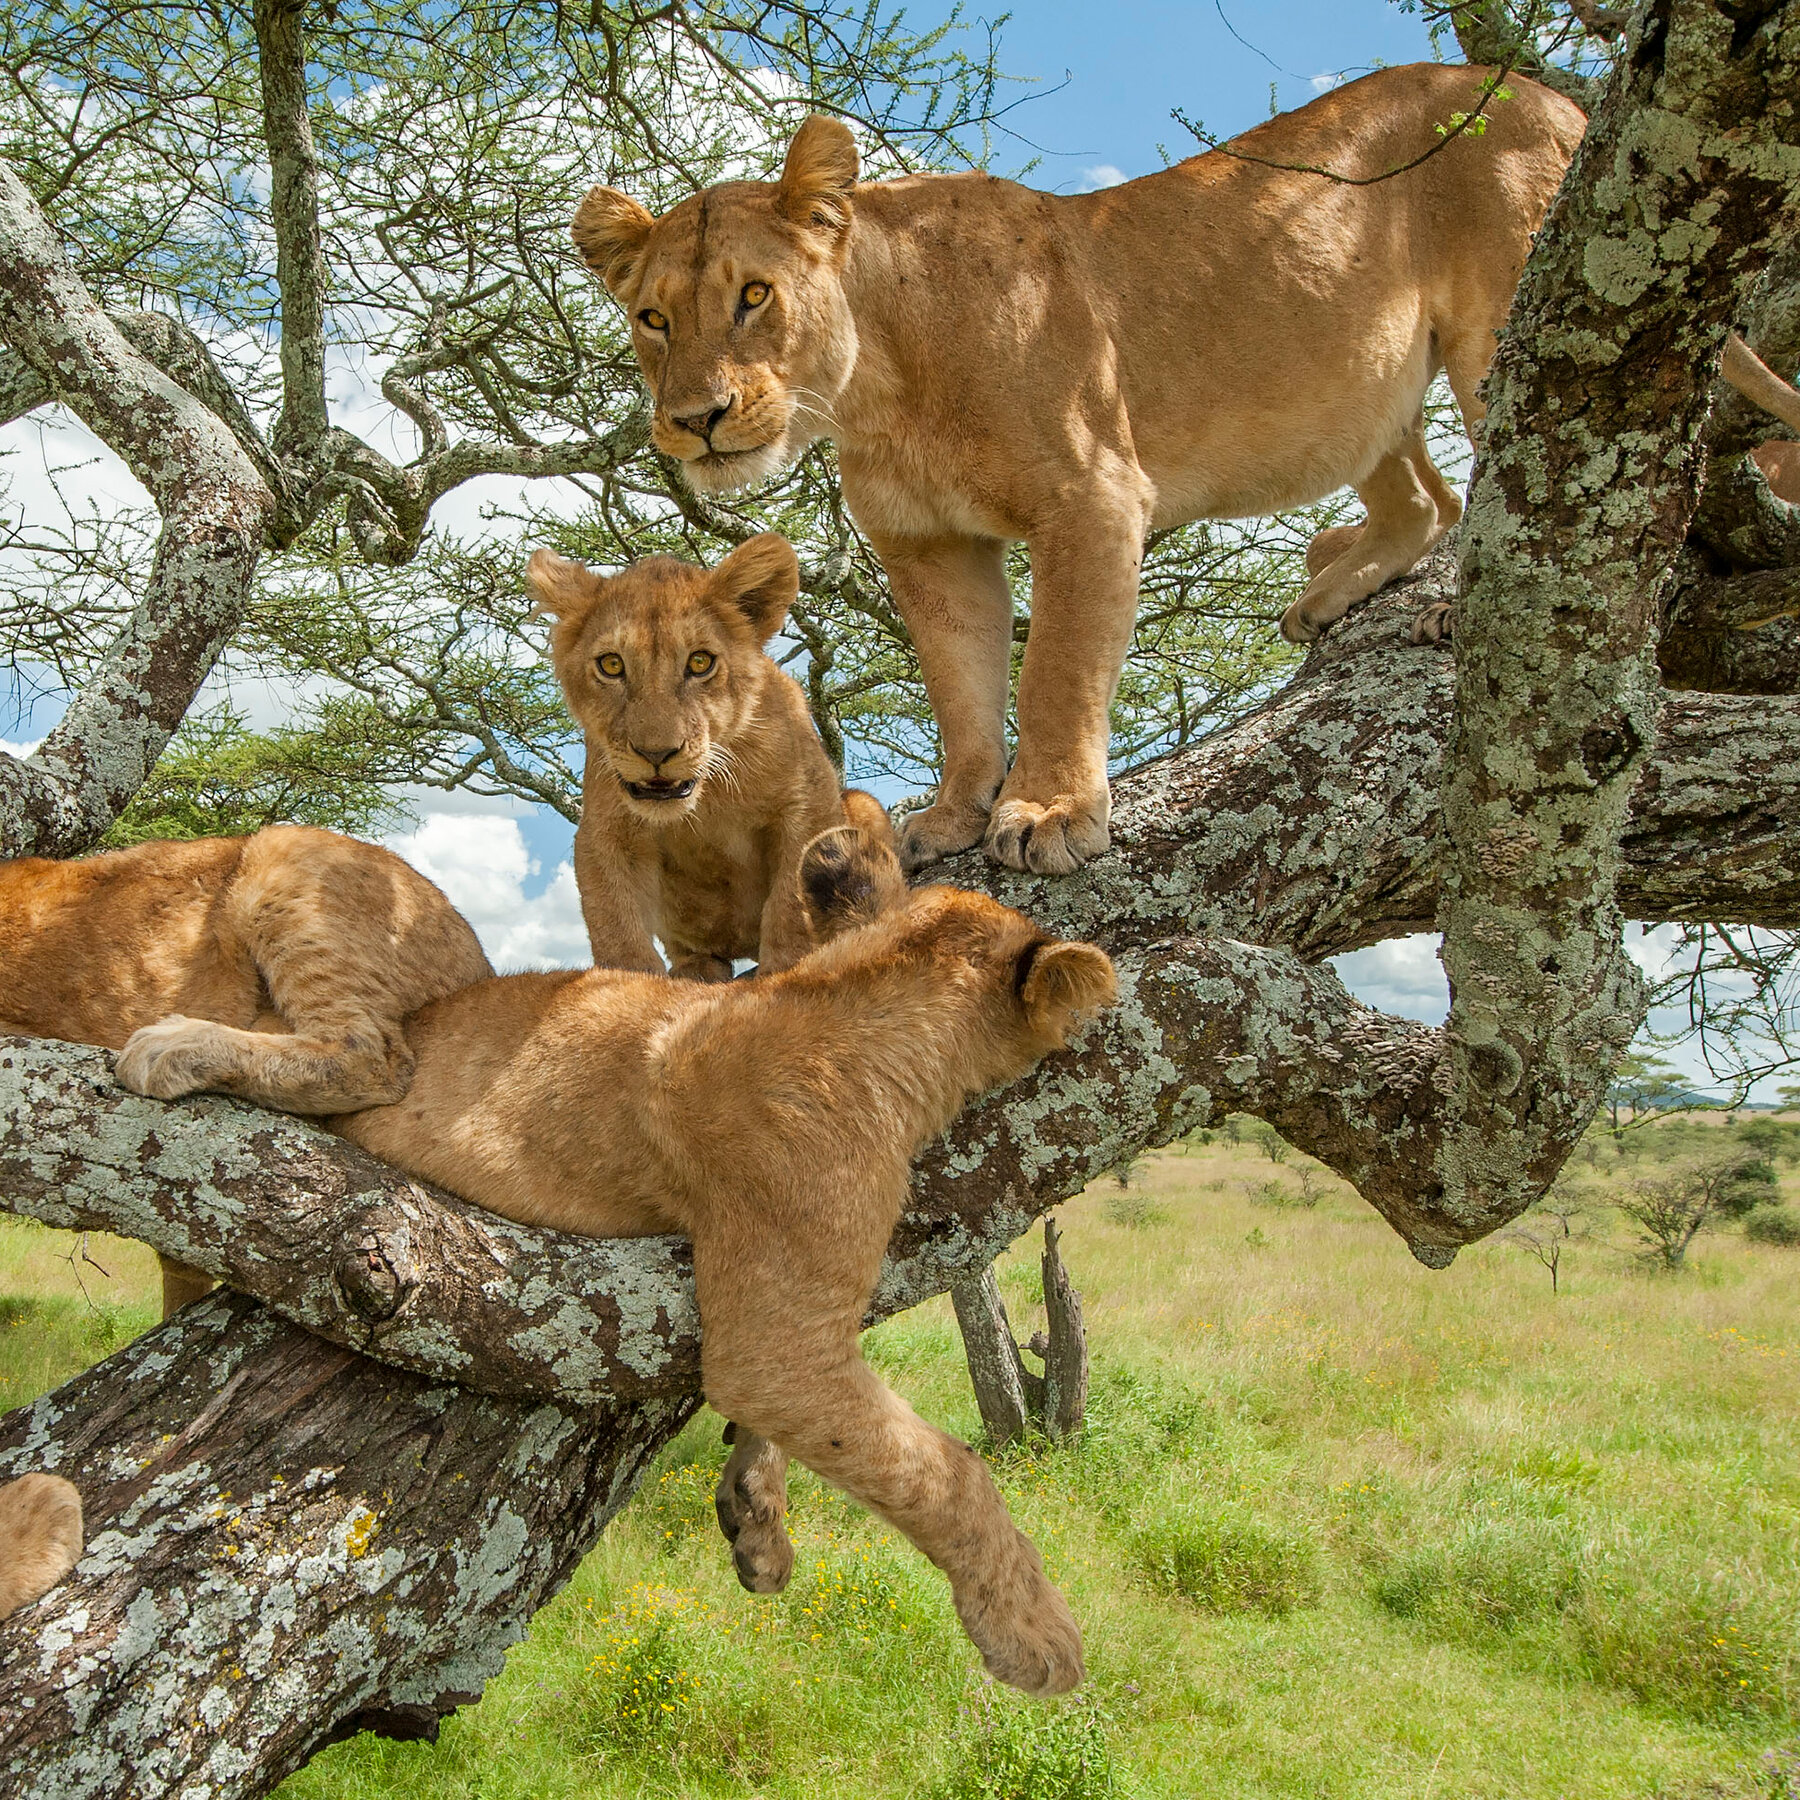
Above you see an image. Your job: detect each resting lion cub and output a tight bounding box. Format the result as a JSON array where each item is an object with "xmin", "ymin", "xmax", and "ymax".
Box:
[
  {"xmin": 0, "ymin": 1474, "xmax": 82, "ymax": 1622},
  {"xmin": 0, "ymin": 826, "xmax": 492, "ymax": 1314},
  {"xmin": 12, "ymin": 822, "xmax": 1114, "ymax": 1692},
  {"xmin": 528, "ymin": 531, "xmax": 866, "ymax": 977}
]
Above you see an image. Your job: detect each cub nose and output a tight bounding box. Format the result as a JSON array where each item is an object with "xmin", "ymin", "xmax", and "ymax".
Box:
[
  {"xmin": 672, "ymin": 400, "xmax": 732, "ymax": 441},
  {"xmin": 632, "ymin": 743, "xmax": 685, "ymax": 770}
]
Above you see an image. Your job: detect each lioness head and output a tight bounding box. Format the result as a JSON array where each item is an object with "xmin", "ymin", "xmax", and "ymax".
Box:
[
  {"xmin": 571, "ymin": 117, "xmax": 860, "ymax": 494},
  {"xmin": 529, "ymin": 534, "xmax": 799, "ymax": 820}
]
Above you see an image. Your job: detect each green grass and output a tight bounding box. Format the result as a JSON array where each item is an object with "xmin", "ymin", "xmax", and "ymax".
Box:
[{"xmin": 4, "ymin": 1125, "xmax": 1798, "ymax": 1798}]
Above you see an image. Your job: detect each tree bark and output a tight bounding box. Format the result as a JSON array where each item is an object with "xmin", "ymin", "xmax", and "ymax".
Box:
[
  {"xmin": 0, "ymin": 166, "xmax": 274, "ymax": 859},
  {"xmin": 1439, "ymin": 0, "xmax": 1800, "ymax": 1232},
  {"xmin": 949, "ymin": 1266, "xmax": 1039, "ymax": 1445},
  {"xmin": 0, "ymin": 1290, "xmax": 695, "ymax": 1799},
  {"xmin": 1033, "ymin": 1219, "xmax": 1088, "ymax": 1441}
]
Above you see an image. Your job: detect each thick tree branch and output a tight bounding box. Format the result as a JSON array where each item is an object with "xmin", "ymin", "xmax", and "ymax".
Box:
[
  {"xmin": 0, "ymin": 164, "xmax": 275, "ymax": 858},
  {"xmin": 1440, "ymin": 0, "xmax": 1800, "ymax": 1227},
  {"xmin": 0, "ymin": 1290, "xmax": 695, "ymax": 1797}
]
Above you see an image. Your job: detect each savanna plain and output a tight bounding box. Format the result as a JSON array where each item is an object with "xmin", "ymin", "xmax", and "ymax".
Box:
[{"xmin": 4, "ymin": 1124, "xmax": 1796, "ymax": 1800}]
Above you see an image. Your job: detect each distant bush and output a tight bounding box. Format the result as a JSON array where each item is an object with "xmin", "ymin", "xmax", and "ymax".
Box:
[
  {"xmin": 1744, "ymin": 1206, "xmax": 1800, "ymax": 1246},
  {"xmin": 1129, "ymin": 1495, "xmax": 1320, "ymax": 1614},
  {"xmin": 1247, "ymin": 1122, "xmax": 1292, "ymax": 1165},
  {"xmin": 1375, "ymin": 1514, "xmax": 1583, "ymax": 1638},
  {"xmin": 940, "ymin": 1689, "xmax": 1118, "ymax": 1800},
  {"xmin": 1103, "ymin": 1191, "xmax": 1169, "ymax": 1230}
]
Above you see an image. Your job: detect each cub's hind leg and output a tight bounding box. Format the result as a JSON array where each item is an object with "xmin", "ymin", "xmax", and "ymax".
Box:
[
  {"xmin": 714, "ymin": 1424, "xmax": 795, "ymax": 1594},
  {"xmin": 117, "ymin": 826, "xmax": 491, "ymax": 1114}
]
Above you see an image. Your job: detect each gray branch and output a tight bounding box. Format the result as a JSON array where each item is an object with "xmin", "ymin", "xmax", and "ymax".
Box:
[{"xmin": 0, "ymin": 163, "xmax": 275, "ymax": 859}]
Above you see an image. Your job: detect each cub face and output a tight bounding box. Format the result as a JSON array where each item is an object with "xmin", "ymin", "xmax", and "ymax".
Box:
[
  {"xmin": 529, "ymin": 534, "xmax": 799, "ymax": 822},
  {"xmin": 571, "ymin": 117, "xmax": 861, "ymax": 495}
]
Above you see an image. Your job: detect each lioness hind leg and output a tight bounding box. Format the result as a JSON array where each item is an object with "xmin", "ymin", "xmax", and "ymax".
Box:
[
  {"xmin": 1281, "ymin": 436, "xmax": 1445, "ymax": 644},
  {"xmin": 114, "ymin": 827, "xmax": 493, "ymax": 1116},
  {"xmin": 714, "ymin": 1425, "xmax": 795, "ymax": 1594},
  {"xmin": 0, "ymin": 1473, "xmax": 83, "ymax": 1621},
  {"xmin": 115, "ymin": 1010, "xmax": 410, "ymax": 1112}
]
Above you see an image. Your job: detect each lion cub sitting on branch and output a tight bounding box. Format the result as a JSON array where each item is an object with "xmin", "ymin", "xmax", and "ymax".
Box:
[{"xmin": 530, "ymin": 531, "xmax": 872, "ymax": 979}]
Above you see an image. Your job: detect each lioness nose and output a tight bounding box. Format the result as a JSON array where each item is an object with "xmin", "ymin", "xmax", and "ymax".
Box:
[
  {"xmin": 672, "ymin": 400, "xmax": 732, "ymax": 441},
  {"xmin": 633, "ymin": 743, "xmax": 684, "ymax": 770}
]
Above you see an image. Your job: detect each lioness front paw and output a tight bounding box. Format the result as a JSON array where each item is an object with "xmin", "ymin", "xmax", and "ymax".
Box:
[
  {"xmin": 953, "ymin": 1540, "xmax": 1085, "ymax": 1697},
  {"xmin": 116, "ymin": 1016, "xmax": 226, "ymax": 1100},
  {"xmin": 984, "ymin": 797, "xmax": 1109, "ymax": 876},
  {"xmin": 897, "ymin": 797, "xmax": 992, "ymax": 873}
]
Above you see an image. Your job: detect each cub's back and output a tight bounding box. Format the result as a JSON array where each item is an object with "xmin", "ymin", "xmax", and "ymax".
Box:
[{"xmin": 0, "ymin": 836, "xmax": 256, "ymax": 1046}]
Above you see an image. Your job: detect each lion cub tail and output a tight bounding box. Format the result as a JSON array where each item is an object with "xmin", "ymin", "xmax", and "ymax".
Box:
[
  {"xmin": 1723, "ymin": 334, "xmax": 1800, "ymax": 439},
  {"xmin": 0, "ymin": 1474, "xmax": 83, "ymax": 1622}
]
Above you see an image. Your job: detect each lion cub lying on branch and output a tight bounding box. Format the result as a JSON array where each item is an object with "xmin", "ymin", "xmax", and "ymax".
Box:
[{"xmin": 4, "ymin": 822, "xmax": 1115, "ymax": 1693}]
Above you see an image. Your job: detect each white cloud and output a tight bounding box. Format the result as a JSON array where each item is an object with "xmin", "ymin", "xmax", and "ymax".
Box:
[
  {"xmin": 385, "ymin": 811, "xmax": 588, "ymax": 972},
  {"xmin": 1330, "ymin": 933, "xmax": 1448, "ymax": 1024},
  {"xmin": 1077, "ymin": 164, "xmax": 1128, "ymax": 192},
  {"xmin": 1310, "ymin": 71, "xmax": 1347, "ymax": 93},
  {"xmin": 0, "ymin": 738, "xmax": 40, "ymax": 759}
]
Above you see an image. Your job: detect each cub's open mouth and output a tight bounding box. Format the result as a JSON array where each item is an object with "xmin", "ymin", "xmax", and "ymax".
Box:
[{"xmin": 622, "ymin": 777, "xmax": 698, "ymax": 803}]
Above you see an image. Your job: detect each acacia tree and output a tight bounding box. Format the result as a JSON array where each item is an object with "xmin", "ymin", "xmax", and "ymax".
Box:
[{"xmin": 1, "ymin": 1, "xmax": 1799, "ymax": 1794}]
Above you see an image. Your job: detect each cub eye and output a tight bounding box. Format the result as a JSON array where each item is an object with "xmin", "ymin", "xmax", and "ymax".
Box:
[
  {"xmin": 686, "ymin": 650, "xmax": 717, "ymax": 677},
  {"xmin": 597, "ymin": 652, "xmax": 625, "ymax": 678},
  {"xmin": 637, "ymin": 308, "xmax": 668, "ymax": 332},
  {"xmin": 740, "ymin": 281, "xmax": 769, "ymax": 309}
]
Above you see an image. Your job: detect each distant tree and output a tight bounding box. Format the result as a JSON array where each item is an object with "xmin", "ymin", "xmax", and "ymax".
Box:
[
  {"xmin": 1606, "ymin": 1053, "xmax": 1688, "ymax": 1136},
  {"xmin": 1500, "ymin": 1191, "xmax": 1588, "ymax": 1292},
  {"xmin": 1618, "ymin": 1152, "xmax": 1776, "ymax": 1270}
]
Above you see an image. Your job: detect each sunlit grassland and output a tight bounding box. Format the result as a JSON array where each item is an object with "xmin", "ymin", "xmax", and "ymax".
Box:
[{"xmin": 2, "ymin": 1130, "xmax": 1796, "ymax": 1799}]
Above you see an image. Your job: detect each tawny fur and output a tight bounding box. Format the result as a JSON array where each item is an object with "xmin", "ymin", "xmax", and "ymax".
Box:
[
  {"xmin": 0, "ymin": 826, "xmax": 492, "ymax": 1315},
  {"xmin": 2, "ymin": 823, "xmax": 1114, "ymax": 1694},
  {"xmin": 529, "ymin": 534, "xmax": 888, "ymax": 977},
  {"xmin": 571, "ymin": 64, "xmax": 1586, "ymax": 875},
  {"xmin": 574, "ymin": 71, "xmax": 1800, "ymax": 878},
  {"xmin": 332, "ymin": 826, "xmax": 1114, "ymax": 1693},
  {"xmin": 0, "ymin": 1474, "xmax": 82, "ymax": 1621},
  {"xmin": 1755, "ymin": 440, "xmax": 1800, "ymax": 504}
]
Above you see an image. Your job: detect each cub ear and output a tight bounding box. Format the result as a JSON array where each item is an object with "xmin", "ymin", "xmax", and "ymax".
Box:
[
  {"xmin": 1017, "ymin": 940, "xmax": 1117, "ymax": 1039},
  {"xmin": 775, "ymin": 115, "xmax": 859, "ymax": 232},
  {"xmin": 571, "ymin": 186, "xmax": 656, "ymax": 294},
  {"xmin": 712, "ymin": 533, "xmax": 799, "ymax": 643},
  {"xmin": 798, "ymin": 823, "xmax": 908, "ymax": 941},
  {"xmin": 525, "ymin": 548, "xmax": 604, "ymax": 621}
]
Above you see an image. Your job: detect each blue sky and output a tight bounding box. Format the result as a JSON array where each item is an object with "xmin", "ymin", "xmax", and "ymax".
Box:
[{"xmin": 936, "ymin": 0, "xmax": 1439, "ymax": 187}]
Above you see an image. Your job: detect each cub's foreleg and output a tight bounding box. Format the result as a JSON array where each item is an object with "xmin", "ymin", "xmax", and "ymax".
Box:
[{"xmin": 694, "ymin": 1243, "xmax": 1083, "ymax": 1697}]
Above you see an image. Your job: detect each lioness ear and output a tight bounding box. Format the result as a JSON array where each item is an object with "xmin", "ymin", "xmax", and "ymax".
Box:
[
  {"xmin": 775, "ymin": 116, "xmax": 859, "ymax": 232},
  {"xmin": 840, "ymin": 788, "xmax": 899, "ymax": 853},
  {"xmin": 712, "ymin": 533, "xmax": 799, "ymax": 643},
  {"xmin": 525, "ymin": 548, "xmax": 604, "ymax": 620},
  {"xmin": 1017, "ymin": 940, "xmax": 1118, "ymax": 1038},
  {"xmin": 571, "ymin": 186, "xmax": 655, "ymax": 294},
  {"xmin": 798, "ymin": 824, "xmax": 907, "ymax": 941}
]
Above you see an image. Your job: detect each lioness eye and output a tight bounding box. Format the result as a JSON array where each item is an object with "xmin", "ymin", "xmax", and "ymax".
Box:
[
  {"xmin": 686, "ymin": 650, "xmax": 716, "ymax": 676},
  {"xmin": 597, "ymin": 652, "xmax": 625, "ymax": 678},
  {"xmin": 740, "ymin": 281, "xmax": 769, "ymax": 308},
  {"xmin": 637, "ymin": 308, "xmax": 668, "ymax": 332}
]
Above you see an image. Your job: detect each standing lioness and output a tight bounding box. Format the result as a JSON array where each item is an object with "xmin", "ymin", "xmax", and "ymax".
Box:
[{"xmin": 571, "ymin": 63, "xmax": 1586, "ymax": 875}]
